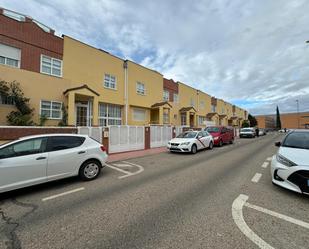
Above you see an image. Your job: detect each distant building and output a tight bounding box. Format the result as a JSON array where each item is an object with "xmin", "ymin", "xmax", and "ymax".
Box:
[{"xmin": 256, "ymin": 112, "xmax": 309, "ymax": 129}]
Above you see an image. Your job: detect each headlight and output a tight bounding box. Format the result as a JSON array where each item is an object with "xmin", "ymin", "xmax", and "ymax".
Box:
[
  {"xmin": 276, "ymin": 154, "xmax": 297, "ymax": 167},
  {"xmin": 214, "ymin": 136, "xmax": 219, "ymax": 140},
  {"xmin": 181, "ymin": 142, "xmax": 190, "ymax": 145}
]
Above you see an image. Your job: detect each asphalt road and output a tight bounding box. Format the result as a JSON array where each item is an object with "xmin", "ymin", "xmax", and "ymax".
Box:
[{"xmin": 0, "ymin": 132, "xmax": 308, "ymax": 249}]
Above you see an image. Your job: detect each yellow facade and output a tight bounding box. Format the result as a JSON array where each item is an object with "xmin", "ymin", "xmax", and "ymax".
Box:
[
  {"xmin": 0, "ymin": 64, "xmax": 71, "ymax": 126},
  {"xmin": 0, "ymin": 36, "xmax": 248, "ymax": 128}
]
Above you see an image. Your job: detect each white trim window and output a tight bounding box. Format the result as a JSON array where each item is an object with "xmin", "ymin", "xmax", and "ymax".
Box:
[
  {"xmin": 99, "ymin": 103, "xmax": 122, "ymax": 126},
  {"xmin": 40, "ymin": 100, "xmax": 62, "ymax": 119},
  {"xmin": 40, "ymin": 55, "xmax": 62, "ymax": 77},
  {"xmin": 163, "ymin": 90, "xmax": 169, "ymax": 101},
  {"xmin": 133, "ymin": 108, "xmax": 146, "ymax": 121},
  {"xmin": 200, "ymin": 100, "xmax": 205, "ymax": 110},
  {"xmin": 190, "ymin": 97, "xmax": 195, "ymax": 107},
  {"xmin": 0, "ymin": 94, "xmax": 14, "ymax": 105},
  {"xmin": 181, "ymin": 113, "xmax": 186, "ymax": 125},
  {"xmin": 104, "ymin": 74, "xmax": 117, "ymax": 89},
  {"xmin": 173, "ymin": 93, "xmax": 179, "ymax": 103},
  {"xmin": 0, "ymin": 43, "xmax": 21, "ymax": 68},
  {"xmin": 211, "ymin": 104, "xmax": 216, "ymax": 113},
  {"xmin": 198, "ymin": 116, "xmax": 206, "ymax": 126},
  {"xmin": 136, "ymin": 82, "xmax": 146, "ymax": 95},
  {"xmin": 163, "ymin": 109, "xmax": 169, "ymax": 124}
]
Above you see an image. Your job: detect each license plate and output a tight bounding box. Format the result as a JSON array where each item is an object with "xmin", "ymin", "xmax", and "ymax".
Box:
[{"xmin": 171, "ymin": 146, "xmax": 177, "ymax": 148}]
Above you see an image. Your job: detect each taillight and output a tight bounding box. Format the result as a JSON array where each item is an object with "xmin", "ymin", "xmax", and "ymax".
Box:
[{"xmin": 100, "ymin": 146, "xmax": 106, "ymax": 152}]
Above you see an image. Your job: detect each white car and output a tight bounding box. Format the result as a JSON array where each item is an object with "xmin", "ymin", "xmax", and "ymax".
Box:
[
  {"xmin": 239, "ymin": 127, "xmax": 256, "ymax": 138},
  {"xmin": 167, "ymin": 130, "xmax": 214, "ymax": 154},
  {"xmin": 271, "ymin": 130, "xmax": 309, "ymax": 194},
  {"xmin": 0, "ymin": 134, "xmax": 108, "ymax": 193}
]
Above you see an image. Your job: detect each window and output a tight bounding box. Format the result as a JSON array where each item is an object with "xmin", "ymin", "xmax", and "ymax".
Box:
[
  {"xmin": 0, "ymin": 137, "xmax": 47, "ymax": 159},
  {"xmin": 0, "ymin": 94, "xmax": 14, "ymax": 105},
  {"xmin": 99, "ymin": 103, "xmax": 122, "ymax": 126},
  {"xmin": 40, "ymin": 100, "xmax": 62, "ymax": 119},
  {"xmin": 173, "ymin": 93, "xmax": 179, "ymax": 103},
  {"xmin": 40, "ymin": 55, "xmax": 62, "ymax": 77},
  {"xmin": 222, "ymin": 108, "xmax": 225, "ymax": 114},
  {"xmin": 163, "ymin": 109, "xmax": 169, "ymax": 124},
  {"xmin": 133, "ymin": 108, "xmax": 146, "ymax": 121},
  {"xmin": 3, "ymin": 9, "xmax": 26, "ymax": 22},
  {"xmin": 48, "ymin": 136, "xmax": 85, "ymax": 151},
  {"xmin": 104, "ymin": 74, "xmax": 117, "ymax": 89},
  {"xmin": 163, "ymin": 90, "xmax": 169, "ymax": 101},
  {"xmin": 190, "ymin": 97, "xmax": 195, "ymax": 107},
  {"xmin": 200, "ymin": 100, "xmax": 205, "ymax": 110},
  {"xmin": 0, "ymin": 43, "xmax": 21, "ymax": 68},
  {"xmin": 211, "ymin": 104, "xmax": 216, "ymax": 113},
  {"xmin": 181, "ymin": 113, "xmax": 186, "ymax": 125},
  {"xmin": 136, "ymin": 82, "xmax": 145, "ymax": 95},
  {"xmin": 198, "ymin": 116, "xmax": 206, "ymax": 125}
]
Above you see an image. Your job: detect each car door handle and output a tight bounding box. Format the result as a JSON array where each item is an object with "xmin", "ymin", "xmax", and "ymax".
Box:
[
  {"xmin": 78, "ymin": 151, "xmax": 86, "ymax": 154},
  {"xmin": 36, "ymin": 156, "xmax": 47, "ymax": 160}
]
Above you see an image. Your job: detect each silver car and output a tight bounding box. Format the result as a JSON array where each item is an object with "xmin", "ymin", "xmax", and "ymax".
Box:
[{"xmin": 0, "ymin": 134, "xmax": 108, "ymax": 193}]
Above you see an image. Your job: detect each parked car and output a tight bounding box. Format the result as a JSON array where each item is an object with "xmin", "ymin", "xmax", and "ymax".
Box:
[
  {"xmin": 167, "ymin": 130, "xmax": 214, "ymax": 154},
  {"xmin": 0, "ymin": 134, "xmax": 107, "ymax": 193},
  {"xmin": 239, "ymin": 127, "xmax": 256, "ymax": 138},
  {"xmin": 259, "ymin": 129, "xmax": 267, "ymax": 136},
  {"xmin": 271, "ymin": 130, "xmax": 309, "ymax": 194},
  {"xmin": 205, "ymin": 126, "xmax": 234, "ymax": 146}
]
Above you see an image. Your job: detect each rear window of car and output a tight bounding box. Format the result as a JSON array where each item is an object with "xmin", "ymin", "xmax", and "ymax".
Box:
[
  {"xmin": 48, "ymin": 136, "xmax": 86, "ymax": 151},
  {"xmin": 241, "ymin": 128, "xmax": 253, "ymax": 132},
  {"xmin": 206, "ymin": 127, "xmax": 220, "ymax": 133},
  {"xmin": 282, "ymin": 132, "xmax": 309, "ymax": 150}
]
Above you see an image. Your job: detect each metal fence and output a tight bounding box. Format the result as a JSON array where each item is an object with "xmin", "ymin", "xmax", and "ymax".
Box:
[{"xmin": 109, "ymin": 125, "xmax": 145, "ymax": 153}]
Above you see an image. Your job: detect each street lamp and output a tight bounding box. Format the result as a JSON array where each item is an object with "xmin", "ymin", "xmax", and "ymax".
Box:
[{"xmin": 296, "ymin": 100, "xmax": 300, "ymax": 129}]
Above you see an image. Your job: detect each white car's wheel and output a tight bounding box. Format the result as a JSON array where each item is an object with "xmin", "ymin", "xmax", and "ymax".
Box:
[
  {"xmin": 79, "ymin": 160, "xmax": 101, "ymax": 181},
  {"xmin": 191, "ymin": 144, "xmax": 197, "ymax": 154},
  {"xmin": 208, "ymin": 141, "xmax": 213, "ymax": 150}
]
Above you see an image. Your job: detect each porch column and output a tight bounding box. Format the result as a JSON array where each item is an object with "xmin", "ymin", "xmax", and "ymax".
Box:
[
  {"xmin": 92, "ymin": 96, "xmax": 99, "ymax": 126},
  {"xmin": 159, "ymin": 106, "xmax": 163, "ymax": 125},
  {"xmin": 186, "ymin": 112, "xmax": 190, "ymax": 127},
  {"xmin": 67, "ymin": 92, "xmax": 75, "ymax": 126}
]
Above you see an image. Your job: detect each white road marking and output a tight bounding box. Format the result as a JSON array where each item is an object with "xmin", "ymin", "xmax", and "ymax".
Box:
[
  {"xmin": 244, "ymin": 202, "xmax": 309, "ymax": 230},
  {"xmin": 105, "ymin": 161, "xmax": 144, "ymax": 179},
  {"xmin": 251, "ymin": 173, "xmax": 262, "ymax": 183},
  {"xmin": 266, "ymin": 157, "xmax": 273, "ymax": 161},
  {"xmin": 42, "ymin": 187, "xmax": 85, "ymax": 202},
  {"xmin": 261, "ymin": 162, "xmax": 269, "ymax": 168},
  {"xmin": 232, "ymin": 194, "xmax": 274, "ymax": 249}
]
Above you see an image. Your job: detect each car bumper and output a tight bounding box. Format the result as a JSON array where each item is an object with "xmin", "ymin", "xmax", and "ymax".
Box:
[
  {"xmin": 240, "ymin": 133, "xmax": 254, "ymax": 138},
  {"xmin": 271, "ymin": 156, "xmax": 309, "ymax": 194},
  {"xmin": 167, "ymin": 144, "xmax": 191, "ymax": 152}
]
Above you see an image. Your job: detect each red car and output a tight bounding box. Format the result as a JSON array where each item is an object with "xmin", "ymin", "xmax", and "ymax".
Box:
[{"xmin": 205, "ymin": 126, "xmax": 234, "ymax": 146}]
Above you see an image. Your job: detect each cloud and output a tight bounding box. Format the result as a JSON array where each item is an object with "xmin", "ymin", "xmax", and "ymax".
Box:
[{"xmin": 1, "ymin": 0, "xmax": 309, "ymax": 115}]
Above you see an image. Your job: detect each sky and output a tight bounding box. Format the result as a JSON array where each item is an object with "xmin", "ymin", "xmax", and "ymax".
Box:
[{"xmin": 1, "ymin": 0, "xmax": 309, "ymax": 115}]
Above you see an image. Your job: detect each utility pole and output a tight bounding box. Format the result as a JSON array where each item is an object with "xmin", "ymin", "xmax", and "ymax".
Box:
[{"xmin": 296, "ymin": 100, "xmax": 300, "ymax": 129}]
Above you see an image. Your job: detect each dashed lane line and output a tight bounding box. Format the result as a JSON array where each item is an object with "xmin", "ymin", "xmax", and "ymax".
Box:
[
  {"xmin": 251, "ymin": 173, "xmax": 262, "ymax": 183},
  {"xmin": 266, "ymin": 156, "xmax": 273, "ymax": 161},
  {"xmin": 261, "ymin": 162, "xmax": 269, "ymax": 168},
  {"xmin": 42, "ymin": 187, "xmax": 85, "ymax": 202}
]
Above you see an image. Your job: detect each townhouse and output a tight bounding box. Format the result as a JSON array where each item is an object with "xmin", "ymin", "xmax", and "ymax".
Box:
[{"xmin": 0, "ymin": 8, "xmax": 248, "ymax": 128}]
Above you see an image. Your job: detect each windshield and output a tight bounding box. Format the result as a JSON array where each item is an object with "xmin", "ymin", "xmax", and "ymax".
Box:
[
  {"xmin": 206, "ymin": 127, "xmax": 220, "ymax": 133},
  {"xmin": 282, "ymin": 132, "xmax": 309, "ymax": 150},
  {"xmin": 241, "ymin": 128, "xmax": 253, "ymax": 132},
  {"xmin": 176, "ymin": 132, "xmax": 197, "ymax": 138}
]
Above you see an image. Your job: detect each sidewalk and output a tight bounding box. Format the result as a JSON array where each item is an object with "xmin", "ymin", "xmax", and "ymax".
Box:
[{"xmin": 107, "ymin": 147, "xmax": 168, "ymax": 162}]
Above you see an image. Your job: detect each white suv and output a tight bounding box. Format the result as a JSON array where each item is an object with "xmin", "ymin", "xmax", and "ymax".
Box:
[{"xmin": 0, "ymin": 134, "xmax": 108, "ymax": 193}]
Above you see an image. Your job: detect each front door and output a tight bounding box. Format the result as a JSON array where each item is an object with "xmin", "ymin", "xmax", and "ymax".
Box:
[
  {"xmin": 76, "ymin": 103, "xmax": 89, "ymax": 126},
  {"xmin": 190, "ymin": 114, "xmax": 194, "ymax": 127}
]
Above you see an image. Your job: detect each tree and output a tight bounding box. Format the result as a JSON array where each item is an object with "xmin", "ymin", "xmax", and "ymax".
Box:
[
  {"xmin": 276, "ymin": 106, "xmax": 281, "ymax": 130},
  {"xmin": 248, "ymin": 114, "xmax": 257, "ymax": 127},
  {"xmin": 241, "ymin": 120, "xmax": 250, "ymax": 128},
  {"xmin": 0, "ymin": 80, "xmax": 34, "ymax": 125}
]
